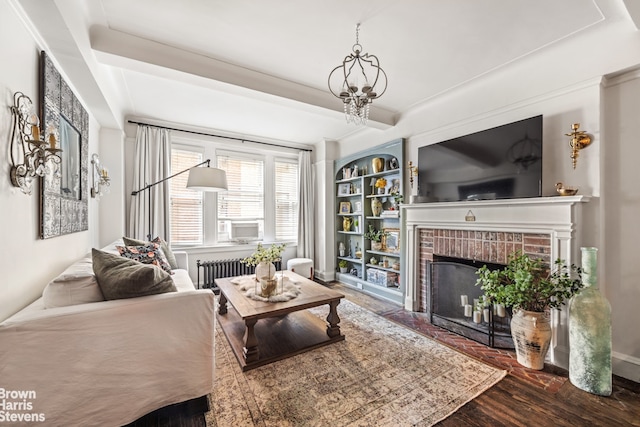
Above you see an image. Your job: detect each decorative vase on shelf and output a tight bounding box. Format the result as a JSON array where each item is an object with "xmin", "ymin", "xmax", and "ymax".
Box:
[
  {"xmin": 372, "ymin": 157, "xmax": 384, "ymax": 173},
  {"xmin": 569, "ymin": 247, "xmax": 612, "ymax": 396},
  {"xmin": 371, "ymin": 197, "xmax": 382, "ymax": 217},
  {"xmin": 342, "ymin": 216, "xmax": 352, "ymax": 232}
]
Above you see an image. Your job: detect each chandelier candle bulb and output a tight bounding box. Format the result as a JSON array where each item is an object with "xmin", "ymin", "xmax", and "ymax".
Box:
[{"xmin": 31, "ymin": 125, "xmax": 40, "ymax": 141}]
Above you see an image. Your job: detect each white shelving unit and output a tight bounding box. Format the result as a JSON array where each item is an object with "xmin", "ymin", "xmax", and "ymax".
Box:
[{"xmin": 334, "ymin": 139, "xmax": 404, "ymax": 305}]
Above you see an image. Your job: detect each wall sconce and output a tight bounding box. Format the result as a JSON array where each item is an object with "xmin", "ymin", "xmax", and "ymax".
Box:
[
  {"xmin": 90, "ymin": 153, "xmax": 110, "ymax": 198},
  {"xmin": 407, "ymin": 161, "xmax": 419, "ymax": 189},
  {"xmin": 565, "ymin": 123, "xmax": 591, "ymax": 169},
  {"xmin": 9, "ymin": 92, "xmax": 62, "ymax": 194}
]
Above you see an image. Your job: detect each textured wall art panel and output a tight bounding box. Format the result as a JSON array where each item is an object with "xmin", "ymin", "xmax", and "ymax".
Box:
[{"xmin": 39, "ymin": 51, "xmax": 89, "ymax": 239}]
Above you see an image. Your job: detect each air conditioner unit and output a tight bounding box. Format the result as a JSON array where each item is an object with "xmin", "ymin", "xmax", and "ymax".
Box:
[{"xmin": 229, "ymin": 222, "xmax": 260, "ymax": 243}]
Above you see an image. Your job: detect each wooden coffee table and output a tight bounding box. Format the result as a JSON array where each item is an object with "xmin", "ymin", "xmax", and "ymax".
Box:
[{"xmin": 215, "ymin": 271, "xmax": 345, "ymax": 371}]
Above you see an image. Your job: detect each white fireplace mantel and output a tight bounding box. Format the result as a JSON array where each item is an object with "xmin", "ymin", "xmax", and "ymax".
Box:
[{"xmin": 400, "ymin": 195, "xmax": 590, "ymax": 369}]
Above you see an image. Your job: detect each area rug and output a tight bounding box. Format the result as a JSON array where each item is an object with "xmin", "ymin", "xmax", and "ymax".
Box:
[{"xmin": 206, "ymin": 299, "xmax": 506, "ymax": 427}]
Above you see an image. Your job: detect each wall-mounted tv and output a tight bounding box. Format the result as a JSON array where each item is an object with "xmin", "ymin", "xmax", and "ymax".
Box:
[{"xmin": 417, "ymin": 115, "xmax": 542, "ymax": 203}]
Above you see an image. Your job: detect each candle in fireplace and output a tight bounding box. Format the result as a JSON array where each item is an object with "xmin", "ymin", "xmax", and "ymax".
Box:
[{"xmin": 460, "ymin": 295, "xmax": 468, "ymax": 307}]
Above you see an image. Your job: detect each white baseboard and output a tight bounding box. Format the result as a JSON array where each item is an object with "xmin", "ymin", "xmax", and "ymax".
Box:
[{"xmin": 612, "ymin": 351, "xmax": 640, "ymax": 383}]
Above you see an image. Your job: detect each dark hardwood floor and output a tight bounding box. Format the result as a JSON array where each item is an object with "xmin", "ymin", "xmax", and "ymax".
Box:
[{"xmin": 129, "ymin": 281, "xmax": 640, "ymax": 427}]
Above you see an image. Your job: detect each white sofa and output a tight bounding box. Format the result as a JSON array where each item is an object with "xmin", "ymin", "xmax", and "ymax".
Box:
[{"xmin": 0, "ymin": 241, "xmax": 215, "ymax": 426}]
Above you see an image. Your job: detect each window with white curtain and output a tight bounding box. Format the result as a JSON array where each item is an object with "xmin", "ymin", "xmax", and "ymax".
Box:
[
  {"xmin": 170, "ymin": 148, "xmax": 204, "ymax": 245},
  {"xmin": 169, "ymin": 140, "xmax": 299, "ymax": 246}
]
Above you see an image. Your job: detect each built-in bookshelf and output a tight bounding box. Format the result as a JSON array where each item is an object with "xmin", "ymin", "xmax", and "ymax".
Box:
[{"xmin": 334, "ymin": 139, "xmax": 404, "ymax": 304}]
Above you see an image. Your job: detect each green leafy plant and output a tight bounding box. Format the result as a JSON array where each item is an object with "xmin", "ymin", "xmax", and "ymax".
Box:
[
  {"xmin": 338, "ymin": 259, "xmax": 348, "ymax": 268},
  {"xmin": 475, "ymin": 251, "xmax": 583, "ymax": 312},
  {"xmin": 241, "ymin": 242, "xmax": 286, "ymax": 266},
  {"xmin": 363, "ymin": 225, "xmax": 388, "ymax": 242}
]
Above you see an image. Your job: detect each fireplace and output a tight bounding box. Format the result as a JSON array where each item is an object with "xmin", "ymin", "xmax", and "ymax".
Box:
[
  {"xmin": 401, "ymin": 196, "xmax": 589, "ymax": 370},
  {"xmin": 428, "ymin": 255, "xmax": 513, "ymax": 348}
]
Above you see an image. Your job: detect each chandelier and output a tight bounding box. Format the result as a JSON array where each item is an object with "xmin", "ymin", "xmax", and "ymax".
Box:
[{"xmin": 328, "ymin": 23, "xmax": 387, "ymax": 125}]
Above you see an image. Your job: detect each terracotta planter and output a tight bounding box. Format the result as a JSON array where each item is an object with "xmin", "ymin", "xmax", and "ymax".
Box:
[{"xmin": 510, "ymin": 309, "xmax": 552, "ymax": 370}]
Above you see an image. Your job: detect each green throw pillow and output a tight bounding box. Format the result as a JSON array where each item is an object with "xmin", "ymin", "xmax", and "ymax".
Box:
[
  {"xmin": 92, "ymin": 249, "xmax": 176, "ymax": 300},
  {"xmin": 123, "ymin": 236, "xmax": 178, "ymax": 270}
]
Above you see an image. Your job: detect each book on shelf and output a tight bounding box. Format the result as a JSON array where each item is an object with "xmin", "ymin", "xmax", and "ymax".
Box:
[{"xmin": 380, "ymin": 210, "xmax": 399, "ymax": 218}]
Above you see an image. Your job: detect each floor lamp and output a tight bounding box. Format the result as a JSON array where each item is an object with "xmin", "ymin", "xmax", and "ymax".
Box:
[{"xmin": 131, "ymin": 159, "xmax": 228, "ymax": 241}]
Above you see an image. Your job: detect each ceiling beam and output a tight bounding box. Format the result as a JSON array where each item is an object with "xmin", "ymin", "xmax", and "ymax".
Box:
[{"xmin": 90, "ymin": 26, "xmax": 396, "ymax": 129}]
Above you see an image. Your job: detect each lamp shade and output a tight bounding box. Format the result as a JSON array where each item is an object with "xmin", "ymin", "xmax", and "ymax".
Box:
[{"xmin": 186, "ymin": 167, "xmax": 228, "ymax": 192}]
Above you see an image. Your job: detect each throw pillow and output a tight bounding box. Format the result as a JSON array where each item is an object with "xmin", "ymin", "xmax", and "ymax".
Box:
[
  {"xmin": 42, "ymin": 257, "xmax": 105, "ymax": 308},
  {"xmin": 92, "ymin": 249, "xmax": 176, "ymax": 300},
  {"xmin": 116, "ymin": 243, "xmax": 173, "ymax": 273},
  {"xmin": 123, "ymin": 236, "xmax": 178, "ymax": 270}
]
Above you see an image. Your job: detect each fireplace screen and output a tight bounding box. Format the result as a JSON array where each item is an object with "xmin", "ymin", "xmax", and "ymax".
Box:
[{"xmin": 428, "ymin": 258, "xmax": 513, "ymax": 348}]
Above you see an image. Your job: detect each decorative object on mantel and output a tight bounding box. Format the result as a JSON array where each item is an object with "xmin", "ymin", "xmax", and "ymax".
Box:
[
  {"xmin": 569, "ymin": 247, "xmax": 612, "ymax": 396},
  {"xmin": 328, "ymin": 23, "xmax": 387, "ymax": 125},
  {"xmin": 8, "ymin": 91, "xmax": 62, "ymax": 195},
  {"xmin": 565, "ymin": 123, "xmax": 592, "ymax": 169},
  {"xmin": 475, "ymin": 251, "xmax": 583, "ymax": 370},
  {"xmin": 556, "ymin": 182, "xmax": 578, "ymax": 196},
  {"xmin": 90, "ymin": 153, "xmax": 110, "ymax": 198}
]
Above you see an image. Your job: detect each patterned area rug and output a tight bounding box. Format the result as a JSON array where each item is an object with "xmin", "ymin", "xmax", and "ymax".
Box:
[{"xmin": 206, "ymin": 299, "xmax": 506, "ymax": 426}]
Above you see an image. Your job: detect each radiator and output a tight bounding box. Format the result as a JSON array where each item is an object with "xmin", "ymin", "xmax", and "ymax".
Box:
[{"xmin": 196, "ymin": 258, "xmax": 282, "ymax": 293}]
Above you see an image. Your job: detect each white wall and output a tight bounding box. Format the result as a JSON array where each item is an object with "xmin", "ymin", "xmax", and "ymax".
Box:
[
  {"xmin": 602, "ymin": 68, "xmax": 640, "ymax": 382},
  {"xmin": 0, "ymin": 1, "xmax": 99, "ymax": 321}
]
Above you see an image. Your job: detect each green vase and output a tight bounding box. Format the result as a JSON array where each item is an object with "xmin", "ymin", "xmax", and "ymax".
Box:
[{"xmin": 569, "ymin": 247, "xmax": 612, "ymax": 396}]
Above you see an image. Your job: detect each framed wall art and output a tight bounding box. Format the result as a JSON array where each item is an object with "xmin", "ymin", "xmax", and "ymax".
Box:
[{"xmin": 39, "ymin": 51, "xmax": 89, "ymax": 239}]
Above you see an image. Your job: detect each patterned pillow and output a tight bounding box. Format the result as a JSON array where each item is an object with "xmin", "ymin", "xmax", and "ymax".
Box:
[
  {"xmin": 116, "ymin": 243, "xmax": 173, "ymax": 274},
  {"xmin": 122, "ymin": 236, "xmax": 178, "ymax": 270}
]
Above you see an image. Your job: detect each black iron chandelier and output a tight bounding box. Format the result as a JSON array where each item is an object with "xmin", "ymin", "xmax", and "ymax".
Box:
[{"xmin": 328, "ymin": 23, "xmax": 388, "ymax": 125}]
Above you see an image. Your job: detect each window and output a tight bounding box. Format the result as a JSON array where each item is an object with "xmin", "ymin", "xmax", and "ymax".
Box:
[
  {"xmin": 169, "ymin": 140, "xmax": 299, "ymax": 246},
  {"xmin": 275, "ymin": 159, "xmax": 299, "ymax": 241},
  {"xmin": 170, "ymin": 149, "xmax": 204, "ymax": 245},
  {"xmin": 217, "ymin": 153, "xmax": 265, "ymax": 242}
]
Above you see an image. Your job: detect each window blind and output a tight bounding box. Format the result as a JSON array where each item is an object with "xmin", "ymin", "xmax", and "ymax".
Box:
[
  {"xmin": 275, "ymin": 160, "xmax": 299, "ymax": 241},
  {"xmin": 170, "ymin": 149, "xmax": 203, "ymax": 244}
]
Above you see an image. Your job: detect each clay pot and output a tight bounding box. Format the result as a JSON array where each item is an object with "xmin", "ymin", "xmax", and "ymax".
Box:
[{"xmin": 510, "ymin": 309, "xmax": 552, "ymax": 370}]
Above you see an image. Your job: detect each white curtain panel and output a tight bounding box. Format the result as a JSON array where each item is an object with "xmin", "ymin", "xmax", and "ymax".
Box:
[
  {"xmin": 128, "ymin": 125, "xmax": 171, "ymax": 241},
  {"xmin": 297, "ymin": 151, "xmax": 315, "ymax": 260}
]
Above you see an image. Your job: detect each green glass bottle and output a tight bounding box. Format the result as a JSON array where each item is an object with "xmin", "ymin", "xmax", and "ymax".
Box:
[{"xmin": 569, "ymin": 247, "xmax": 612, "ymax": 396}]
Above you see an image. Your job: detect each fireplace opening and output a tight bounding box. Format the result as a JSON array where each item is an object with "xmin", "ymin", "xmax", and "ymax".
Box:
[{"xmin": 428, "ymin": 256, "xmax": 514, "ymax": 349}]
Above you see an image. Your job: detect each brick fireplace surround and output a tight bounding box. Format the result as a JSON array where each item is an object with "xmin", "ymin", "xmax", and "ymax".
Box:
[
  {"xmin": 418, "ymin": 229, "xmax": 551, "ymax": 313},
  {"xmin": 402, "ymin": 196, "xmax": 589, "ymax": 370}
]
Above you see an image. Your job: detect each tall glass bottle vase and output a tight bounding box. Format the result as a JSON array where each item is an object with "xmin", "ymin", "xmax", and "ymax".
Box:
[{"xmin": 569, "ymin": 247, "xmax": 612, "ymax": 396}]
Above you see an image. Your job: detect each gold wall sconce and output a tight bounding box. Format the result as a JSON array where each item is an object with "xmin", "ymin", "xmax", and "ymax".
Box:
[
  {"xmin": 9, "ymin": 92, "xmax": 62, "ymax": 194},
  {"xmin": 565, "ymin": 123, "xmax": 591, "ymax": 169},
  {"xmin": 407, "ymin": 161, "xmax": 419, "ymax": 189},
  {"xmin": 90, "ymin": 153, "xmax": 110, "ymax": 198}
]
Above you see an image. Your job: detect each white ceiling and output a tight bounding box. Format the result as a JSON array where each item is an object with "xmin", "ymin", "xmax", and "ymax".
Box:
[{"xmin": 15, "ymin": 0, "xmax": 638, "ymax": 145}]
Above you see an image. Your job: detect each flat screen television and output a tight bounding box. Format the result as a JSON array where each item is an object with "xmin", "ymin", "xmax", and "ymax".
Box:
[{"xmin": 417, "ymin": 115, "xmax": 542, "ymax": 202}]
